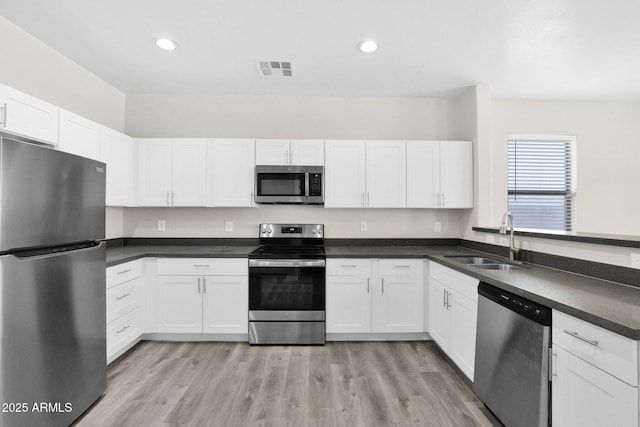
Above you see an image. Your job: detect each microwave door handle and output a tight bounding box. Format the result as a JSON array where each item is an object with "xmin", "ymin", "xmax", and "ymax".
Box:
[{"xmin": 305, "ymin": 172, "xmax": 310, "ymax": 198}]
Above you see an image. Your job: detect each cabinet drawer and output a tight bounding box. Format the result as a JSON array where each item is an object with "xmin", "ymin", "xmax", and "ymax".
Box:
[
  {"xmin": 378, "ymin": 259, "xmax": 422, "ymax": 276},
  {"xmin": 326, "ymin": 259, "xmax": 371, "ymax": 276},
  {"xmin": 553, "ymin": 310, "xmax": 638, "ymax": 386},
  {"xmin": 156, "ymin": 258, "xmax": 247, "ymax": 276},
  {"xmin": 107, "ymin": 259, "xmax": 143, "ymax": 288},
  {"xmin": 106, "ymin": 308, "xmax": 142, "ymax": 359},
  {"xmin": 106, "ymin": 277, "xmax": 141, "ymax": 321},
  {"xmin": 429, "ymin": 262, "xmax": 479, "ymax": 302}
]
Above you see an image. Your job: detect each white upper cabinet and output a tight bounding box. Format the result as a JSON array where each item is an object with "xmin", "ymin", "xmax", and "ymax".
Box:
[
  {"xmin": 101, "ymin": 127, "xmax": 137, "ymax": 206},
  {"xmin": 324, "ymin": 140, "xmax": 366, "ymax": 207},
  {"xmin": 440, "ymin": 141, "xmax": 473, "ymax": 208},
  {"xmin": 0, "ymin": 83, "xmax": 59, "ymax": 144},
  {"xmin": 137, "ymin": 138, "xmax": 208, "ymax": 206},
  {"xmin": 255, "ymin": 139, "xmax": 324, "ymax": 165},
  {"xmin": 407, "ymin": 140, "xmax": 473, "ymax": 208},
  {"xmin": 57, "ymin": 109, "xmax": 101, "ymax": 161},
  {"xmin": 366, "ymin": 140, "xmax": 406, "ymax": 207},
  {"xmin": 208, "ymin": 139, "xmax": 255, "ymax": 207},
  {"xmin": 325, "ymin": 140, "xmax": 405, "ymax": 208},
  {"xmin": 171, "ymin": 139, "xmax": 208, "ymax": 206},
  {"xmin": 290, "ymin": 139, "xmax": 324, "ymax": 165}
]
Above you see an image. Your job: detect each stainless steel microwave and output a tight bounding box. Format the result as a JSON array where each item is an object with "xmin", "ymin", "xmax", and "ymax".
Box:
[{"xmin": 254, "ymin": 165, "xmax": 324, "ymax": 204}]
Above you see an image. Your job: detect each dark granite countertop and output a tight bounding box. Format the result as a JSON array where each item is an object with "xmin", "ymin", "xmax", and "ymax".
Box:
[
  {"xmin": 107, "ymin": 243, "xmax": 640, "ymax": 339},
  {"xmin": 106, "ymin": 245, "xmax": 257, "ymax": 267}
]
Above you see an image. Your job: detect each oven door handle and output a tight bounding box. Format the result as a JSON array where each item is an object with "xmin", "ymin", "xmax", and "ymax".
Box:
[{"xmin": 249, "ymin": 259, "xmax": 326, "ymax": 268}]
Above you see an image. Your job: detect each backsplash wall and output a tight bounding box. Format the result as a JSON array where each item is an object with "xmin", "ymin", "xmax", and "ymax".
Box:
[{"xmin": 122, "ymin": 207, "xmax": 467, "ymax": 239}]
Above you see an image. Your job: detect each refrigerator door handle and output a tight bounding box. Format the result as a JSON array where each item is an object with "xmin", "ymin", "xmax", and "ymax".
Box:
[{"xmin": 12, "ymin": 241, "xmax": 105, "ymax": 260}]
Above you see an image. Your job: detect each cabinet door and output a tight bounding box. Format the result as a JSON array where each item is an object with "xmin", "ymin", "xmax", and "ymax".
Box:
[
  {"xmin": 552, "ymin": 345, "xmax": 638, "ymax": 427},
  {"xmin": 156, "ymin": 276, "xmax": 202, "ymax": 333},
  {"xmin": 202, "ymin": 275, "xmax": 248, "ymax": 334},
  {"xmin": 137, "ymin": 139, "xmax": 172, "ymax": 206},
  {"xmin": 290, "ymin": 139, "xmax": 324, "ymax": 165},
  {"xmin": 255, "ymin": 139, "xmax": 290, "ymax": 165},
  {"xmin": 171, "ymin": 139, "xmax": 208, "ymax": 206},
  {"xmin": 326, "ymin": 275, "xmax": 371, "ymax": 333},
  {"xmin": 372, "ymin": 275, "xmax": 423, "ymax": 333},
  {"xmin": 428, "ymin": 278, "xmax": 450, "ymax": 351},
  {"xmin": 406, "ymin": 141, "xmax": 440, "ymax": 208},
  {"xmin": 324, "ymin": 140, "xmax": 366, "ymax": 207},
  {"xmin": 440, "ymin": 141, "xmax": 473, "ymax": 208},
  {"xmin": 209, "ymin": 139, "xmax": 255, "ymax": 207},
  {"xmin": 57, "ymin": 109, "xmax": 101, "ymax": 161},
  {"xmin": 101, "ymin": 127, "xmax": 137, "ymax": 206},
  {"xmin": 0, "ymin": 83, "xmax": 59, "ymax": 144},
  {"xmin": 449, "ymin": 291, "xmax": 477, "ymax": 379},
  {"xmin": 366, "ymin": 140, "xmax": 406, "ymax": 207}
]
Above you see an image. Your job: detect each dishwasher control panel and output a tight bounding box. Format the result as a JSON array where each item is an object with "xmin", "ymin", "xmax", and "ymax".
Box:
[{"xmin": 479, "ymin": 282, "xmax": 551, "ymax": 325}]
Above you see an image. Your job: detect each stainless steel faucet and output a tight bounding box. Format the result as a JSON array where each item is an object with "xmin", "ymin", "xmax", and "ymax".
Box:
[{"xmin": 499, "ymin": 211, "xmax": 519, "ymax": 261}]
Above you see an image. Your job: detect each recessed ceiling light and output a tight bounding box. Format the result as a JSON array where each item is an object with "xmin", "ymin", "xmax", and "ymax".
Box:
[
  {"xmin": 358, "ymin": 40, "xmax": 379, "ymax": 53},
  {"xmin": 154, "ymin": 38, "xmax": 177, "ymax": 51}
]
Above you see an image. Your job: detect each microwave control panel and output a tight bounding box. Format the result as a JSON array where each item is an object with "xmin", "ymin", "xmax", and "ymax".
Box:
[{"xmin": 309, "ymin": 173, "xmax": 322, "ymax": 196}]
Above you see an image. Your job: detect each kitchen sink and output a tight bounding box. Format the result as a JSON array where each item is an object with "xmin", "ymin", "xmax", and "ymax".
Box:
[
  {"xmin": 445, "ymin": 255, "xmax": 504, "ymax": 265},
  {"xmin": 473, "ymin": 263, "xmax": 526, "ymax": 270},
  {"xmin": 445, "ymin": 255, "xmax": 527, "ymax": 270}
]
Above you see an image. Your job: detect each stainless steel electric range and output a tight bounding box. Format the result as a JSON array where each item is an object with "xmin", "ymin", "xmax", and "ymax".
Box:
[{"xmin": 248, "ymin": 223, "xmax": 326, "ymax": 345}]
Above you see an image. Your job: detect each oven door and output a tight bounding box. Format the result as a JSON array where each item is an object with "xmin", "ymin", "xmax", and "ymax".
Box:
[{"xmin": 248, "ymin": 259, "xmax": 325, "ymax": 321}]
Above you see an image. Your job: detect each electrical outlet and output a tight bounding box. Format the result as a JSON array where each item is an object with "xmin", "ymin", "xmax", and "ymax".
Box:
[
  {"xmin": 498, "ymin": 237, "xmax": 508, "ymax": 246},
  {"xmin": 157, "ymin": 220, "xmax": 166, "ymax": 232},
  {"xmin": 632, "ymin": 253, "xmax": 640, "ymax": 268},
  {"xmin": 360, "ymin": 221, "xmax": 367, "ymax": 232},
  {"xmin": 225, "ymin": 221, "xmax": 233, "ymax": 232},
  {"xmin": 434, "ymin": 221, "xmax": 442, "ymax": 233}
]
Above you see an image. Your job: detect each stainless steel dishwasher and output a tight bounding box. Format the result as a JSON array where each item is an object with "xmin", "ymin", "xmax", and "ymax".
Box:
[{"xmin": 474, "ymin": 282, "xmax": 552, "ymax": 427}]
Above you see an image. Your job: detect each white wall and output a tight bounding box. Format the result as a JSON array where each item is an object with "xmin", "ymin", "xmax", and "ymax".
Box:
[
  {"xmin": 122, "ymin": 91, "xmax": 477, "ymax": 239},
  {"xmin": 465, "ymin": 95, "xmax": 640, "ymax": 268},
  {"xmin": 0, "ymin": 17, "xmax": 125, "ymax": 131},
  {"xmin": 123, "ymin": 207, "xmax": 466, "ymax": 239},
  {"xmin": 490, "ymin": 99, "xmax": 640, "ymax": 236},
  {"xmin": 125, "ymin": 94, "xmax": 458, "ymax": 139}
]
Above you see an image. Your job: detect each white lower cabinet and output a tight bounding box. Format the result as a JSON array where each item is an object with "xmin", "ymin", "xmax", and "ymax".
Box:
[
  {"xmin": 106, "ymin": 260, "xmax": 144, "ymax": 363},
  {"xmin": 156, "ymin": 258, "xmax": 248, "ymax": 334},
  {"xmin": 326, "ymin": 259, "xmax": 423, "ymax": 334},
  {"xmin": 428, "ymin": 262, "xmax": 479, "ymax": 379},
  {"xmin": 551, "ymin": 310, "xmax": 639, "ymax": 427}
]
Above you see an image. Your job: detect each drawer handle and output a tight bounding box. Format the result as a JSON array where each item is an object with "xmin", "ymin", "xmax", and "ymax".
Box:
[
  {"xmin": 564, "ymin": 330, "xmax": 599, "ymax": 347},
  {"xmin": 117, "ymin": 269, "xmax": 132, "ymax": 275},
  {"xmin": 341, "ymin": 265, "xmax": 357, "ymax": 268},
  {"xmin": 116, "ymin": 293, "xmax": 131, "ymax": 300},
  {"xmin": 193, "ymin": 264, "xmax": 210, "ymax": 268},
  {"xmin": 393, "ymin": 265, "xmax": 412, "ymax": 268},
  {"xmin": 116, "ymin": 325, "xmax": 130, "ymax": 334}
]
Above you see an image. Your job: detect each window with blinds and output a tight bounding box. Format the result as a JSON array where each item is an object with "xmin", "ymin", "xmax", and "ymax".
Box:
[{"xmin": 507, "ymin": 137, "xmax": 576, "ymax": 232}]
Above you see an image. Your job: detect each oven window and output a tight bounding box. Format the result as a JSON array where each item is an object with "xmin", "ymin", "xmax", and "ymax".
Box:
[
  {"xmin": 249, "ymin": 266, "xmax": 325, "ymax": 311},
  {"xmin": 257, "ymin": 173, "xmax": 305, "ymax": 196}
]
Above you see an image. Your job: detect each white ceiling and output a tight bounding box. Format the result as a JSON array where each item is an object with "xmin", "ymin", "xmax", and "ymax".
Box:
[{"xmin": 2, "ymin": 0, "xmax": 640, "ymax": 100}]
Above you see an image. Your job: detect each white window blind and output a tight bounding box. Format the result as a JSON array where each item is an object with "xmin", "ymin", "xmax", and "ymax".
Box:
[{"xmin": 507, "ymin": 137, "xmax": 576, "ymax": 232}]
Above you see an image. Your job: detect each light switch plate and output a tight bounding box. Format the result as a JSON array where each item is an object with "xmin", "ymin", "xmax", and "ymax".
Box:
[
  {"xmin": 631, "ymin": 253, "xmax": 640, "ymax": 268},
  {"xmin": 157, "ymin": 220, "xmax": 166, "ymax": 232},
  {"xmin": 225, "ymin": 221, "xmax": 233, "ymax": 232},
  {"xmin": 434, "ymin": 221, "xmax": 442, "ymax": 233},
  {"xmin": 360, "ymin": 221, "xmax": 367, "ymax": 232}
]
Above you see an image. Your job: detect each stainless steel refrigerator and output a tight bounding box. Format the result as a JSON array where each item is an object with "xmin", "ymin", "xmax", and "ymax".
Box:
[{"xmin": 0, "ymin": 133, "xmax": 107, "ymax": 426}]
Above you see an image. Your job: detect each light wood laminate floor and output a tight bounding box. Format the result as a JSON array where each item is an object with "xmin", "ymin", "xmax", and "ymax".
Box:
[{"xmin": 75, "ymin": 341, "xmax": 500, "ymax": 427}]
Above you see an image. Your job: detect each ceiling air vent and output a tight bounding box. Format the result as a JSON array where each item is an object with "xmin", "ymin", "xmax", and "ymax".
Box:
[{"xmin": 258, "ymin": 61, "xmax": 293, "ymax": 77}]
